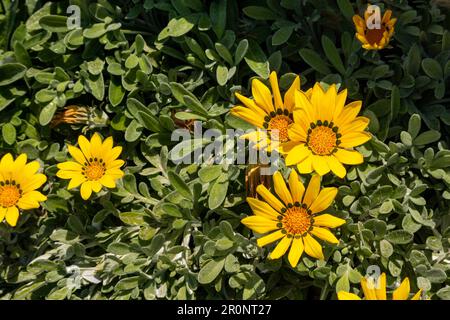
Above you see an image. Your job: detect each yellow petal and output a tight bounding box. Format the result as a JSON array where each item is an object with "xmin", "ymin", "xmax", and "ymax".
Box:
[
  {"xmin": 105, "ymin": 168, "xmax": 125, "ymax": 179},
  {"xmin": 285, "ymin": 144, "xmax": 310, "ymax": 167},
  {"xmin": 335, "ymin": 101, "xmax": 362, "ymax": 127},
  {"xmin": 68, "ymin": 174, "xmax": 86, "ymax": 190},
  {"xmin": 326, "ymin": 155, "xmax": 347, "ymax": 178},
  {"xmin": 256, "ymin": 185, "xmax": 285, "ymax": 212},
  {"xmin": 269, "ymin": 235, "xmax": 292, "ymax": 260},
  {"xmin": 411, "ymin": 289, "xmax": 422, "ymax": 300},
  {"xmin": 247, "ymin": 197, "xmax": 280, "ymax": 220},
  {"xmin": 303, "ymin": 233, "xmax": 324, "ymax": 260},
  {"xmin": 313, "ymin": 214, "xmax": 346, "ymax": 228},
  {"xmin": 273, "ymin": 171, "xmax": 293, "ymax": 205},
  {"xmin": 319, "ymin": 84, "xmax": 336, "ymax": 121},
  {"xmin": 360, "ymin": 277, "xmax": 378, "ymax": 300},
  {"xmin": 56, "ymin": 170, "xmax": 75, "ymax": 179},
  {"xmin": 21, "ymin": 174, "xmax": 47, "ymax": 193},
  {"xmin": 80, "ymin": 181, "xmax": 93, "ymax": 200},
  {"xmin": 334, "ymin": 149, "xmax": 364, "ymax": 165},
  {"xmin": 106, "ymin": 159, "xmax": 125, "ymax": 170},
  {"xmin": 375, "ymin": 273, "xmax": 387, "ymax": 300},
  {"xmin": 297, "ymin": 155, "xmax": 313, "ymax": 174},
  {"xmin": 241, "ymin": 215, "xmax": 279, "ymax": 234},
  {"xmin": 12, "ymin": 154, "xmax": 28, "ymax": 174},
  {"xmin": 91, "ymin": 181, "xmax": 102, "ymax": 193},
  {"xmin": 17, "ymin": 191, "xmax": 47, "ymax": 210},
  {"xmin": 99, "ymin": 175, "xmax": 116, "ymax": 189},
  {"xmin": 310, "ymin": 227, "xmax": 339, "ymax": 244},
  {"xmin": 312, "ymin": 155, "xmax": 330, "ymax": 176},
  {"xmin": 235, "ymin": 92, "xmax": 268, "ymax": 116},
  {"xmin": 0, "ymin": 153, "xmax": 14, "ymax": 168},
  {"xmin": 230, "ymin": 106, "xmax": 265, "ymax": 128},
  {"xmin": 256, "ymin": 230, "xmax": 285, "ymax": 247},
  {"xmin": 339, "ymin": 132, "xmax": 371, "ymax": 148},
  {"xmin": 393, "ymin": 277, "xmax": 410, "ymax": 300},
  {"xmin": 287, "ymin": 123, "xmax": 307, "ymax": 142},
  {"xmin": 284, "ymin": 76, "xmax": 301, "ymax": 112},
  {"xmin": 68, "ymin": 145, "xmax": 87, "ymax": 164},
  {"xmin": 294, "ymin": 91, "xmax": 315, "ymax": 124},
  {"xmin": 288, "ymin": 170, "xmax": 305, "ymax": 203},
  {"xmin": 90, "ymin": 133, "xmax": 103, "ymax": 159},
  {"xmin": 78, "ymin": 135, "xmax": 92, "ymax": 160},
  {"xmin": 288, "ymin": 237, "xmax": 304, "ymax": 267},
  {"xmin": 309, "ymin": 187, "xmax": 338, "ymax": 214},
  {"xmin": 57, "ymin": 161, "xmax": 83, "ymax": 171},
  {"xmin": 269, "ymin": 71, "xmax": 283, "ymax": 109},
  {"xmin": 252, "ymin": 79, "xmax": 275, "ymax": 114},
  {"xmin": 337, "ymin": 291, "xmax": 362, "ymax": 300},
  {"xmin": 340, "ymin": 117, "xmax": 370, "ymax": 135},
  {"xmin": 334, "ymin": 89, "xmax": 347, "ymax": 121},
  {"xmin": 5, "ymin": 206, "xmax": 19, "ymax": 227},
  {"xmin": 303, "ymin": 174, "xmax": 320, "ymax": 207}
]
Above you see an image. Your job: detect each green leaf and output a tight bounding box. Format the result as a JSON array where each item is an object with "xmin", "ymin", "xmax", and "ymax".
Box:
[
  {"xmin": 2, "ymin": 123, "xmax": 16, "ymax": 145},
  {"xmin": 138, "ymin": 111, "xmax": 160, "ymax": 132},
  {"xmin": 119, "ymin": 212, "xmax": 148, "ymax": 226},
  {"xmin": 108, "ymin": 77, "xmax": 125, "ymax": 107},
  {"xmin": 168, "ymin": 171, "xmax": 192, "ymax": 200},
  {"xmin": 216, "ymin": 65, "xmax": 228, "ymax": 86},
  {"xmin": 337, "ymin": 0, "xmax": 354, "ymax": 21},
  {"xmin": 385, "ymin": 230, "xmax": 413, "ymax": 244},
  {"xmin": 210, "ymin": 0, "xmax": 227, "ymax": 39},
  {"xmin": 380, "ymin": 239, "xmax": 393, "ymax": 258},
  {"xmin": 39, "ymin": 15, "xmax": 68, "ymax": 33},
  {"xmin": 158, "ymin": 15, "xmax": 196, "ymax": 40},
  {"xmin": 198, "ymin": 166, "xmax": 222, "ymax": 182},
  {"xmin": 422, "ymin": 58, "xmax": 443, "ymax": 79},
  {"xmin": 115, "ymin": 276, "xmax": 140, "ymax": 291},
  {"xmin": 408, "ymin": 114, "xmax": 421, "ymax": 139},
  {"xmin": 414, "ymin": 130, "xmax": 441, "ymax": 146},
  {"xmin": 124, "ymin": 119, "xmax": 143, "ymax": 142},
  {"xmin": 244, "ymin": 40, "xmax": 270, "ymax": 79},
  {"xmin": 234, "ymin": 39, "xmax": 249, "ymax": 65},
  {"xmin": 39, "ymin": 101, "xmax": 58, "ymax": 126},
  {"xmin": 85, "ymin": 73, "xmax": 105, "ymax": 101},
  {"xmin": 299, "ymin": 48, "xmax": 331, "ymax": 74},
  {"xmin": 0, "ymin": 63, "xmax": 27, "ymax": 86},
  {"xmin": 208, "ymin": 180, "xmax": 229, "ymax": 209},
  {"xmin": 321, "ymin": 35, "xmax": 346, "ymax": 74},
  {"xmin": 437, "ymin": 286, "xmax": 450, "ymax": 300},
  {"xmin": 243, "ymin": 6, "xmax": 277, "ymax": 20},
  {"xmin": 83, "ymin": 23, "xmax": 107, "ymax": 39},
  {"xmin": 170, "ymin": 82, "xmax": 209, "ymax": 116},
  {"xmin": 198, "ymin": 259, "xmax": 225, "ymax": 284},
  {"xmin": 272, "ymin": 26, "xmax": 294, "ymax": 46}
]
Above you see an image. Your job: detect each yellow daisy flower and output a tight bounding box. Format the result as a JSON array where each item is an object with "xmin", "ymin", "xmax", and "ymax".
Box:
[
  {"xmin": 0, "ymin": 153, "xmax": 47, "ymax": 227},
  {"xmin": 57, "ymin": 133, "xmax": 125, "ymax": 200},
  {"xmin": 241, "ymin": 170, "xmax": 345, "ymax": 267},
  {"xmin": 230, "ymin": 71, "xmax": 303, "ymax": 151},
  {"xmin": 338, "ymin": 273, "xmax": 423, "ymax": 300},
  {"xmin": 282, "ymin": 83, "xmax": 371, "ymax": 178},
  {"xmin": 352, "ymin": 6, "xmax": 397, "ymax": 50}
]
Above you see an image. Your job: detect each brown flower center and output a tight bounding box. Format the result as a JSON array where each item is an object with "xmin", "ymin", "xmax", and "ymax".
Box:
[
  {"xmin": 0, "ymin": 181, "xmax": 21, "ymax": 208},
  {"xmin": 82, "ymin": 159, "xmax": 106, "ymax": 181},
  {"xmin": 365, "ymin": 26, "xmax": 386, "ymax": 45},
  {"xmin": 282, "ymin": 206, "xmax": 311, "ymax": 235},
  {"xmin": 307, "ymin": 121, "xmax": 341, "ymax": 155}
]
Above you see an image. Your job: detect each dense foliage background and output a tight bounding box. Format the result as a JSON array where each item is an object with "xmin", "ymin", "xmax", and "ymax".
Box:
[{"xmin": 0, "ymin": 0, "xmax": 449, "ymax": 300}]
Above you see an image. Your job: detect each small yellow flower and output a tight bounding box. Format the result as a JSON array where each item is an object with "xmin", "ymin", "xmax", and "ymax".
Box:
[
  {"xmin": 353, "ymin": 6, "xmax": 397, "ymax": 50},
  {"xmin": 57, "ymin": 133, "xmax": 125, "ymax": 200},
  {"xmin": 282, "ymin": 83, "xmax": 371, "ymax": 178},
  {"xmin": 241, "ymin": 170, "xmax": 345, "ymax": 267},
  {"xmin": 230, "ymin": 71, "xmax": 306, "ymax": 152},
  {"xmin": 338, "ymin": 273, "xmax": 423, "ymax": 300},
  {"xmin": 0, "ymin": 153, "xmax": 47, "ymax": 227}
]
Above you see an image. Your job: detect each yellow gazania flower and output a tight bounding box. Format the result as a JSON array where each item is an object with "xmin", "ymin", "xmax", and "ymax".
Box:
[
  {"xmin": 241, "ymin": 170, "xmax": 345, "ymax": 267},
  {"xmin": 338, "ymin": 273, "xmax": 423, "ymax": 300},
  {"xmin": 282, "ymin": 83, "xmax": 371, "ymax": 178},
  {"xmin": 0, "ymin": 153, "xmax": 47, "ymax": 227},
  {"xmin": 230, "ymin": 71, "xmax": 303, "ymax": 151},
  {"xmin": 352, "ymin": 6, "xmax": 397, "ymax": 50},
  {"xmin": 57, "ymin": 133, "xmax": 125, "ymax": 200}
]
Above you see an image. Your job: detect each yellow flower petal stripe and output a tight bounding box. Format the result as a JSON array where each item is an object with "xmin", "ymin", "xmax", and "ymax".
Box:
[
  {"xmin": 337, "ymin": 273, "xmax": 423, "ymax": 300},
  {"xmin": 241, "ymin": 170, "xmax": 345, "ymax": 267},
  {"xmin": 352, "ymin": 6, "xmax": 397, "ymax": 50},
  {"xmin": 57, "ymin": 133, "xmax": 125, "ymax": 200},
  {"xmin": 282, "ymin": 84, "xmax": 371, "ymax": 178},
  {"xmin": 0, "ymin": 153, "xmax": 47, "ymax": 227}
]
